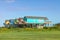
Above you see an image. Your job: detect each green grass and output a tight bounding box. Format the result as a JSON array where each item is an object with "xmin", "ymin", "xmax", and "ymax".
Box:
[{"xmin": 0, "ymin": 30, "xmax": 60, "ymax": 40}]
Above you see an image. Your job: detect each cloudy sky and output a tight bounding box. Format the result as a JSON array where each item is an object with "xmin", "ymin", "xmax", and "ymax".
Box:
[{"xmin": 0, "ymin": 0, "xmax": 60, "ymax": 26}]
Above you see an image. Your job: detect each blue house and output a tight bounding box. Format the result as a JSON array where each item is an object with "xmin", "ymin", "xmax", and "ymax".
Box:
[{"xmin": 23, "ymin": 16, "xmax": 51, "ymax": 28}]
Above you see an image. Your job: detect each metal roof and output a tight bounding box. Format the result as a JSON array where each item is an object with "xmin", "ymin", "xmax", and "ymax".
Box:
[{"xmin": 24, "ymin": 16, "xmax": 48, "ymax": 20}]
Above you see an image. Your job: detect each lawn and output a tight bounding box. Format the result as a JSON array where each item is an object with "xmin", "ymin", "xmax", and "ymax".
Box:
[{"xmin": 0, "ymin": 30, "xmax": 60, "ymax": 40}]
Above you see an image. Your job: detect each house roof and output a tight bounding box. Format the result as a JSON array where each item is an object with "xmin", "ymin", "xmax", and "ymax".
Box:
[{"xmin": 24, "ymin": 16, "xmax": 48, "ymax": 20}]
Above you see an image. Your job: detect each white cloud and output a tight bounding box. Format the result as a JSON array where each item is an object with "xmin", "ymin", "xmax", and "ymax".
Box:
[
  {"xmin": 7, "ymin": 6, "xmax": 49, "ymax": 11},
  {"xmin": 5, "ymin": 0, "xmax": 15, "ymax": 3}
]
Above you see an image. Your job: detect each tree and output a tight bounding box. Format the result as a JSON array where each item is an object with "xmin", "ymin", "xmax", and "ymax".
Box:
[{"xmin": 54, "ymin": 23, "xmax": 60, "ymax": 29}]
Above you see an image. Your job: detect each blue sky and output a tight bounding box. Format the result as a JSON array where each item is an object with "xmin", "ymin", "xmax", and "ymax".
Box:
[{"xmin": 0, "ymin": 0, "xmax": 60, "ymax": 26}]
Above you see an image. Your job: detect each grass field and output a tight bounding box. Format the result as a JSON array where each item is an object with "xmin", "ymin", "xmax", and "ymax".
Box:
[{"xmin": 0, "ymin": 30, "xmax": 60, "ymax": 40}]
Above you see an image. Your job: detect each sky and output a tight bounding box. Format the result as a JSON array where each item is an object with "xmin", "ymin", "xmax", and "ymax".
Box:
[{"xmin": 0, "ymin": 0, "xmax": 60, "ymax": 26}]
